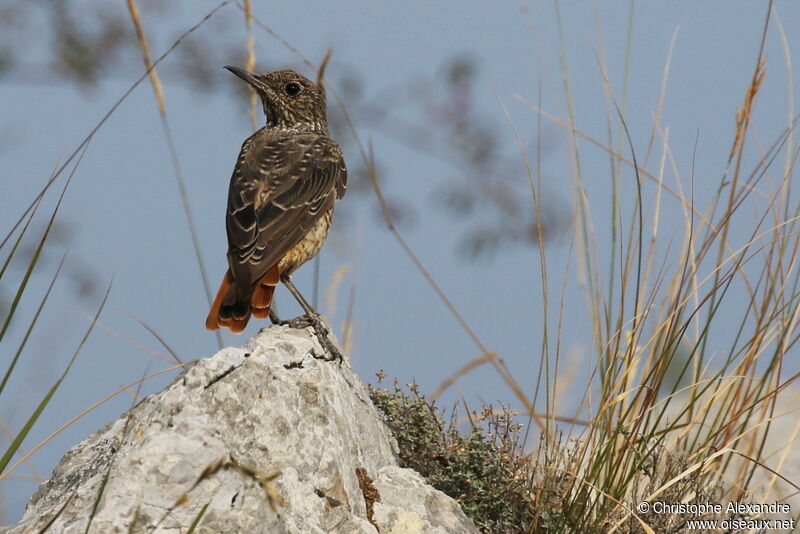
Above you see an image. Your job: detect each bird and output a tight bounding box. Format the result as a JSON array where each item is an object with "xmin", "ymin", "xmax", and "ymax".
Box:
[{"xmin": 205, "ymin": 66, "xmax": 347, "ymax": 357}]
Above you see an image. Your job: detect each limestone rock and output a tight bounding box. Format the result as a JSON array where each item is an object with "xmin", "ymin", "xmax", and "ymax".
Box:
[{"xmin": 3, "ymin": 326, "xmax": 479, "ymax": 534}]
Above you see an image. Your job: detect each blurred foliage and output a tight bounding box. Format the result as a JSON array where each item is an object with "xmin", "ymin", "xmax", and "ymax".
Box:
[
  {"xmin": 352, "ymin": 55, "xmax": 566, "ymax": 258},
  {"xmin": 0, "ymin": 1, "xmax": 564, "ymax": 260}
]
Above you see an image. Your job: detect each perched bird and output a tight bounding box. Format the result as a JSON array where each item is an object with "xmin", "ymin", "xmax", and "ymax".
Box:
[{"xmin": 206, "ymin": 67, "xmax": 347, "ymax": 350}]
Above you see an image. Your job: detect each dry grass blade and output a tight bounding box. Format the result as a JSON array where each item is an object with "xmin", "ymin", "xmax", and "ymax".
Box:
[
  {"xmin": 512, "ymin": 93, "xmax": 722, "ymax": 238},
  {"xmin": 542, "ymin": 464, "xmax": 656, "ymax": 534},
  {"xmin": 732, "ymin": 441, "xmax": 800, "ymax": 495},
  {"xmin": 243, "ymin": 0, "xmax": 257, "ymax": 130},
  {"xmin": 155, "ymin": 455, "xmax": 283, "ymax": 529},
  {"xmin": 36, "ymin": 490, "xmax": 77, "ymax": 534},
  {"xmin": 730, "ymin": 61, "xmax": 768, "ymax": 163},
  {"xmin": 317, "ymin": 47, "xmax": 333, "ymax": 89},
  {"xmin": 430, "ymin": 352, "xmax": 498, "ymax": 400},
  {"xmin": 323, "ymin": 264, "xmax": 350, "ymax": 320},
  {"xmin": 362, "ymin": 140, "xmax": 538, "ymax": 425},
  {"xmin": 642, "ymin": 28, "xmax": 679, "ymax": 169},
  {"xmin": 341, "ymin": 228, "xmax": 363, "ymax": 354},
  {"xmin": 0, "ymin": 420, "xmax": 43, "ymax": 482},
  {"xmin": 493, "ymin": 89, "xmax": 555, "ymax": 431},
  {"xmin": 85, "ymin": 314, "xmax": 175, "ymax": 364},
  {"xmin": 125, "ymin": 0, "xmax": 165, "ymax": 114},
  {"xmin": 236, "ymin": 3, "xmax": 315, "ymax": 73},
  {"xmin": 124, "ymin": 0, "xmax": 223, "ymax": 349},
  {"xmin": 644, "ymin": 448, "xmax": 734, "ymax": 504},
  {"xmin": 121, "ymin": 310, "xmax": 184, "ymax": 365}
]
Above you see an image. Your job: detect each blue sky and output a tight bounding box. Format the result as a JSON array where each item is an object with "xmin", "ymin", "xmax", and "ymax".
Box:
[{"xmin": 2, "ymin": 1, "xmax": 798, "ymax": 521}]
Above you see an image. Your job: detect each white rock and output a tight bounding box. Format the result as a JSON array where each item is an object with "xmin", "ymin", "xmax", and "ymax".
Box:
[{"xmin": 3, "ymin": 326, "xmax": 479, "ymax": 534}]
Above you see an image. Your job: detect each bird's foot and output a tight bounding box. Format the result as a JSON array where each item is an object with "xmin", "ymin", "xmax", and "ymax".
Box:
[
  {"xmin": 309, "ymin": 318, "xmax": 344, "ymax": 363},
  {"xmin": 310, "ymin": 347, "xmax": 342, "ymax": 363},
  {"xmin": 281, "ymin": 314, "xmax": 314, "ymax": 329},
  {"xmin": 284, "ymin": 313, "xmax": 343, "ymax": 363}
]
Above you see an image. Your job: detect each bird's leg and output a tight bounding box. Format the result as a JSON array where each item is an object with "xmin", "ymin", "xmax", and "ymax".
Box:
[
  {"xmin": 280, "ymin": 274, "xmax": 343, "ymax": 362},
  {"xmin": 270, "ymin": 303, "xmax": 310, "ymax": 328}
]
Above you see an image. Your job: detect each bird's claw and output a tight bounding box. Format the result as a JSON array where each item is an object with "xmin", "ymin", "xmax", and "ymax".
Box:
[
  {"xmin": 310, "ymin": 347, "xmax": 342, "ymax": 363},
  {"xmin": 281, "ymin": 315, "xmax": 314, "ymax": 329},
  {"xmin": 285, "ymin": 314, "xmax": 343, "ymax": 363}
]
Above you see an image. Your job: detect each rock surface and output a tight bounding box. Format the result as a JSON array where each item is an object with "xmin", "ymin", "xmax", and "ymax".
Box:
[{"xmin": 3, "ymin": 326, "xmax": 479, "ymax": 534}]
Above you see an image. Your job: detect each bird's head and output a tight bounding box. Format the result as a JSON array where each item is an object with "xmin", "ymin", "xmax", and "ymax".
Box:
[{"xmin": 225, "ymin": 67, "xmax": 327, "ymax": 133}]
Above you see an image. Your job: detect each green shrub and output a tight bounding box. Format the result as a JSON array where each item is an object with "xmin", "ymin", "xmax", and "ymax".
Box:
[{"xmin": 369, "ymin": 377, "xmax": 535, "ymax": 533}]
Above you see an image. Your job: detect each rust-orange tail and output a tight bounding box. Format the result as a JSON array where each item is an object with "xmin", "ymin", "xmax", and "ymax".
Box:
[{"xmin": 205, "ymin": 265, "xmax": 279, "ymax": 333}]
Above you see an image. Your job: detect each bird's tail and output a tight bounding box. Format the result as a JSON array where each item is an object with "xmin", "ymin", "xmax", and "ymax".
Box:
[
  {"xmin": 251, "ymin": 265, "xmax": 279, "ymax": 319},
  {"xmin": 205, "ymin": 265, "xmax": 279, "ymax": 333}
]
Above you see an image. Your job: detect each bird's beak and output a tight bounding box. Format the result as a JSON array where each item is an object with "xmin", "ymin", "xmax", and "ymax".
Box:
[{"xmin": 224, "ymin": 65, "xmax": 265, "ymax": 92}]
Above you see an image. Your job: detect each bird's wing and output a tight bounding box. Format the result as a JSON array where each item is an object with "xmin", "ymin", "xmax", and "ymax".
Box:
[{"xmin": 225, "ymin": 134, "xmax": 347, "ymax": 292}]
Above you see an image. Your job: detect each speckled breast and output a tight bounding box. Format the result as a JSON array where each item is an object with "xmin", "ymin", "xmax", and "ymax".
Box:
[{"xmin": 278, "ymin": 209, "xmax": 333, "ymax": 275}]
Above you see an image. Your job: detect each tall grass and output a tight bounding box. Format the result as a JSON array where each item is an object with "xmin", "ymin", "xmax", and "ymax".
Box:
[{"xmin": 492, "ymin": 2, "xmax": 800, "ymax": 531}]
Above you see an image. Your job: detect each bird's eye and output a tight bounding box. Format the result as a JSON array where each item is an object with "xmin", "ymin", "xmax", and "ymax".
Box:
[{"xmin": 284, "ymin": 82, "xmax": 303, "ymax": 96}]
